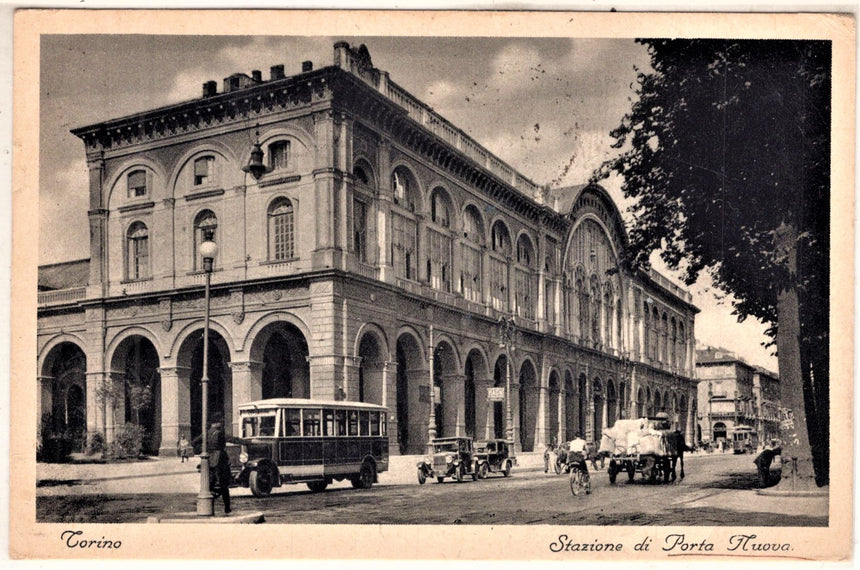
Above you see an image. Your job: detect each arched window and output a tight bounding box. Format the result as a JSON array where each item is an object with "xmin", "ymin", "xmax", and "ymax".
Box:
[
  {"xmin": 460, "ymin": 205, "xmax": 484, "ymax": 302},
  {"xmin": 391, "ymin": 166, "xmax": 418, "ymax": 212},
  {"xmin": 430, "ymin": 188, "xmax": 451, "ymax": 228},
  {"xmin": 428, "ymin": 188, "xmax": 453, "ymax": 292},
  {"xmin": 126, "ymin": 221, "xmax": 150, "ymax": 280},
  {"xmin": 194, "ymin": 210, "xmax": 218, "ymax": 270},
  {"xmin": 268, "ymin": 198, "xmax": 295, "ymax": 261},
  {"xmin": 577, "ymin": 277, "xmax": 588, "ymax": 340},
  {"xmin": 489, "ymin": 221, "xmax": 511, "ymax": 311},
  {"xmin": 354, "ymin": 159, "xmax": 375, "ymax": 187},
  {"xmin": 514, "ymin": 235, "xmax": 535, "ymax": 320},
  {"xmin": 127, "ymin": 169, "xmax": 147, "ymax": 198}
]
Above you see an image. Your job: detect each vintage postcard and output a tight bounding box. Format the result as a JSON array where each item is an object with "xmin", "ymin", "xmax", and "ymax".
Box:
[{"xmin": 10, "ymin": 9, "xmax": 854, "ymax": 561}]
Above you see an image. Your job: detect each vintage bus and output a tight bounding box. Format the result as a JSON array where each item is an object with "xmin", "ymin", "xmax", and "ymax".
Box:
[
  {"xmin": 730, "ymin": 425, "xmax": 759, "ymax": 454},
  {"xmin": 228, "ymin": 398, "xmax": 389, "ymax": 496}
]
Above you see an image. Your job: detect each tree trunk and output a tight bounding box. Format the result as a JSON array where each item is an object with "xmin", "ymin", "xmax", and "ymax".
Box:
[{"xmin": 773, "ymin": 223, "xmax": 818, "ymax": 491}]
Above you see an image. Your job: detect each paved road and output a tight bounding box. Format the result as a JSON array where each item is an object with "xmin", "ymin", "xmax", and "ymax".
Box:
[{"xmin": 37, "ymin": 453, "xmax": 828, "ymax": 525}]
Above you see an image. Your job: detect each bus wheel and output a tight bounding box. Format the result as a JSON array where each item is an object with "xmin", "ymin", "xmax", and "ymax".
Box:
[
  {"xmin": 352, "ymin": 461, "xmax": 375, "ymax": 489},
  {"xmin": 307, "ymin": 481, "xmax": 328, "ymax": 493},
  {"xmin": 249, "ymin": 469, "xmax": 273, "ymax": 497}
]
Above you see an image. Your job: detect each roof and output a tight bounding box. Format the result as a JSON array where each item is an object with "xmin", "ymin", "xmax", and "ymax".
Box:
[
  {"xmin": 38, "ymin": 259, "xmax": 89, "ymax": 291},
  {"xmin": 547, "ymin": 184, "xmax": 587, "ymax": 215},
  {"xmin": 237, "ymin": 398, "xmax": 388, "ymax": 411}
]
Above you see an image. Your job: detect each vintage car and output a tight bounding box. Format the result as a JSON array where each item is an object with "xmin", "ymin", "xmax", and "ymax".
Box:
[
  {"xmin": 473, "ymin": 439, "xmax": 516, "ymax": 478},
  {"xmin": 417, "ymin": 437, "xmax": 477, "ymax": 484}
]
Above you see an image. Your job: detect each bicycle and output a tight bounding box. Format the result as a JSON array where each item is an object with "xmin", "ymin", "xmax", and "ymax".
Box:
[{"xmin": 567, "ymin": 453, "xmax": 592, "ymax": 496}]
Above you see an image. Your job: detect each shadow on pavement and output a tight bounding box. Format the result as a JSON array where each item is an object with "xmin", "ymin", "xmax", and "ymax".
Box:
[{"xmin": 701, "ymin": 469, "xmax": 782, "ymax": 490}]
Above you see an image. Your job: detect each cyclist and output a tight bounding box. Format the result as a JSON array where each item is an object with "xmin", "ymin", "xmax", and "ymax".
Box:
[{"xmin": 567, "ymin": 433, "xmax": 589, "ymax": 475}]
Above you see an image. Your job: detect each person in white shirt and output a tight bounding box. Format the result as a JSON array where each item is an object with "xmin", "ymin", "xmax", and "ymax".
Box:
[{"xmin": 567, "ymin": 434, "xmax": 589, "ymax": 474}]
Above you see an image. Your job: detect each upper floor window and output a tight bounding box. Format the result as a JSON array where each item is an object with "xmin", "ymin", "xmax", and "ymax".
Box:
[
  {"xmin": 354, "ymin": 160, "xmax": 374, "ymax": 187},
  {"xmin": 194, "ymin": 156, "xmax": 216, "ymax": 186},
  {"xmin": 127, "ymin": 170, "xmax": 147, "ymax": 198},
  {"xmin": 491, "ymin": 221, "xmax": 511, "ymax": 255},
  {"xmin": 126, "ymin": 221, "xmax": 150, "ymax": 280},
  {"xmin": 353, "ymin": 198, "xmax": 367, "ymax": 262},
  {"xmin": 391, "ymin": 166, "xmax": 418, "ymax": 212},
  {"xmin": 463, "ymin": 205, "xmax": 485, "ymax": 244},
  {"xmin": 392, "ymin": 212, "xmax": 417, "ymax": 281},
  {"xmin": 516, "ymin": 235, "xmax": 534, "ymax": 267},
  {"xmin": 268, "ymin": 198, "xmax": 295, "ymax": 261},
  {"xmin": 269, "ymin": 141, "xmax": 290, "ymax": 171},
  {"xmin": 430, "ymin": 188, "xmax": 451, "ymax": 228},
  {"xmin": 194, "ymin": 210, "xmax": 218, "ymax": 270}
]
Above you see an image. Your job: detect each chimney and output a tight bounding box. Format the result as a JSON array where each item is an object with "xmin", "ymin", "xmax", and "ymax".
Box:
[
  {"xmin": 302, "ymin": 60, "xmax": 313, "ymax": 73},
  {"xmin": 251, "ymin": 69, "xmax": 262, "ymax": 83},
  {"xmin": 202, "ymin": 80, "xmax": 217, "ymax": 98},
  {"xmin": 270, "ymin": 64, "xmax": 285, "ymax": 80}
]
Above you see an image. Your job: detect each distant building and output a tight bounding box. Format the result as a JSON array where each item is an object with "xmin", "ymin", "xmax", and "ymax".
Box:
[
  {"xmin": 696, "ymin": 346, "xmax": 780, "ymax": 446},
  {"xmin": 38, "ymin": 42, "xmax": 700, "ymax": 456}
]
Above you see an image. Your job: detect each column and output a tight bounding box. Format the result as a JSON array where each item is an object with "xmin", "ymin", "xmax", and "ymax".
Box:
[
  {"xmin": 228, "ymin": 361, "xmax": 263, "ymax": 435},
  {"xmin": 536, "ymin": 382, "xmax": 548, "ymax": 449},
  {"xmin": 511, "ymin": 379, "xmax": 521, "ymax": 453},
  {"xmin": 685, "ymin": 399, "xmax": 695, "ymax": 446},
  {"xmin": 584, "ymin": 365, "xmax": 593, "ymax": 441},
  {"xmin": 158, "ymin": 366, "xmax": 192, "ymax": 455},
  {"xmin": 557, "ymin": 387, "xmax": 565, "ymax": 445},
  {"xmin": 629, "ymin": 367, "xmax": 638, "ymax": 419},
  {"xmin": 441, "ymin": 373, "xmax": 465, "ymax": 437},
  {"xmin": 37, "ymin": 376, "xmax": 53, "ymax": 440}
]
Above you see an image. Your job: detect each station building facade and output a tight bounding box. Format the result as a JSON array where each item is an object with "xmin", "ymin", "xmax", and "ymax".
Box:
[{"xmin": 37, "ymin": 43, "xmax": 699, "ymax": 456}]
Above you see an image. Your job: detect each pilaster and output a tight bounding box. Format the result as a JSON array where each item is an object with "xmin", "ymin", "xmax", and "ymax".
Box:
[{"xmin": 157, "ymin": 366, "xmax": 192, "ymax": 456}]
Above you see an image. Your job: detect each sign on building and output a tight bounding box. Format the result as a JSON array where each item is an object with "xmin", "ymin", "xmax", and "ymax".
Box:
[{"xmin": 487, "ymin": 387, "xmax": 505, "ymax": 401}]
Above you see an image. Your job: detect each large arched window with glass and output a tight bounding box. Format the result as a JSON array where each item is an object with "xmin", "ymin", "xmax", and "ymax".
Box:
[
  {"xmin": 268, "ymin": 198, "xmax": 295, "ymax": 261},
  {"xmin": 514, "ymin": 234, "xmax": 536, "ymax": 320},
  {"xmin": 460, "ymin": 205, "xmax": 484, "ymax": 303},
  {"xmin": 661, "ymin": 313, "xmax": 669, "ymax": 363},
  {"xmin": 427, "ymin": 187, "xmax": 453, "ymax": 292},
  {"xmin": 193, "ymin": 210, "xmax": 218, "ymax": 271},
  {"xmin": 390, "ymin": 166, "xmax": 419, "ymax": 281},
  {"xmin": 678, "ymin": 321, "xmax": 687, "ymax": 370},
  {"xmin": 603, "ymin": 284, "xmax": 614, "ymax": 348},
  {"xmin": 489, "ymin": 221, "xmax": 511, "ymax": 311},
  {"xmin": 126, "ymin": 221, "xmax": 150, "ymax": 280},
  {"xmin": 576, "ymin": 267, "xmax": 588, "ymax": 341}
]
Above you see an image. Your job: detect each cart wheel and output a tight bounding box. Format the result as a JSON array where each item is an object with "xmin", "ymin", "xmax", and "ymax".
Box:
[
  {"xmin": 642, "ymin": 457, "xmax": 657, "ymax": 482},
  {"xmin": 626, "ymin": 462, "xmax": 636, "ymax": 481},
  {"xmin": 608, "ymin": 465, "xmax": 617, "ymax": 484}
]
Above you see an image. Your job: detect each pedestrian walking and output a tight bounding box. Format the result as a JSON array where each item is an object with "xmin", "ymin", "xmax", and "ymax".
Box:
[{"xmin": 179, "ymin": 435, "xmax": 191, "ymax": 463}]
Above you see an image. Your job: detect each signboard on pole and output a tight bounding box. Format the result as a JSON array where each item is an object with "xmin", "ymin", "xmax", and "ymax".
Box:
[{"xmin": 487, "ymin": 387, "xmax": 505, "ymax": 402}]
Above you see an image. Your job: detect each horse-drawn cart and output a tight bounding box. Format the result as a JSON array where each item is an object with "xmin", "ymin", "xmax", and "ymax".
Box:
[{"xmin": 600, "ymin": 414, "xmax": 685, "ymax": 484}]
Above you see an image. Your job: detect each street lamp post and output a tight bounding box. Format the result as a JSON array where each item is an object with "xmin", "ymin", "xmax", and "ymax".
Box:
[
  {"xmin": 498, "ymin": 316, "xmax": 516, "ymax": 449},
  {"xmin": 196, "ymin": 230, "xmax": 218, "ymax": 517}
]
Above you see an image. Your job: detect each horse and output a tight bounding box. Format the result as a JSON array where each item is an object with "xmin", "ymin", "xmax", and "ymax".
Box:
[{"xmin": 664, "ymin": 429, "xmax": 689, "ymax": 482}]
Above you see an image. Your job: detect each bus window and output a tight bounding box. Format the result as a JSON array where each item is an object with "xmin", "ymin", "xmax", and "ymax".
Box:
[
  {"xmin": 303, "ymin": 409, "xmax": 321, "ymax": 436},
  {"xmin": 323, "ymin": 409, "xmax": 335, "ymax": 436},
  {"xmin": 359, "ymin": 411, "xmax": 370, "ymax": 436},
  {"xmin": 335, "ymin": 410, "xmax": 347, "ymax": 436},
  {"xmin": 381, "ymin": 412, "xmax": 387, "ymax": 436},
  {"xmin": 242, "ymin": 417, "xmax": 257, "ymax": 437},
  {"xmin": 348, "ymin": 411, "xmax": 359, "ymax": 436},
  {"xmin": 260, "ymin": 415, "xmax": 276, "ymax": 437},
  {"xmin": 284, "ymin": 409, "xmax": 301, "ymax": 437},
  {"xmin": 369, "ymin": 411, "xmax": 380, "ymax": 436}
]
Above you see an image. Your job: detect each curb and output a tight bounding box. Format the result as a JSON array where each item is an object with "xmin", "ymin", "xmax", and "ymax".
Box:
[
  {"xmin": 147, "ymin": 511, "xmax": 266, "ymax": 524},
  {"xmin": 756, "ymin": 488, "xmax": 828, "ymax": 497}
]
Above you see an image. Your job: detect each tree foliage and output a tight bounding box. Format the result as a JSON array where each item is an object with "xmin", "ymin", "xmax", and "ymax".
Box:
[{"xmin": 596, "ymin": 40, "xmax": 830, "ymax": 485}]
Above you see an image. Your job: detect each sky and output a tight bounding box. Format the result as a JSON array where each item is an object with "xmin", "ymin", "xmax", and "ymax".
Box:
[{"xmin": 38, "ymin": 35, "xmax": 778, "ymax": 371}]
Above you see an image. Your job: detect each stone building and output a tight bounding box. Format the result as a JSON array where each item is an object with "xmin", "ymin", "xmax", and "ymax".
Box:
[
  {"xmin": 37, "ymin": 42, "xmax": 699, "ymax": 456},
  {"xmin": 696, "ymin": 346, "xmax": 780, "ymax": 446}
]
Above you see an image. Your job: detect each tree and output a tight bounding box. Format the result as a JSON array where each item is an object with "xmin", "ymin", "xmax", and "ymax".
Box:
[{"xmin": 595, "ymin": 40, "xmax": 830, "ymax": 487}]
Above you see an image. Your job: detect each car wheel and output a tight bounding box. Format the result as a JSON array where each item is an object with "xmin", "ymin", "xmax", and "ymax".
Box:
[
  {"xmin": 417, "ymin": 469, "xmax": 426, "ymax": 485},
  {"xmin": 307, "ymin": 480, "xmax": 328, "ymax": 493},
  {"xmin": 478, "ymin": 463, "xmax": 489, "ymax": 480},
  {"xmin": 455, "ymin": 464, "xmax": 464, "ymax": 483},
  {"xmin": 502, "ymin": 460, "xmax": 511, "ymax": 477},
  {"xmin": 352, "ymin": 461, "xmax": 375, "ymax": 489},
  {"xmin": 249, "ymin": 468, "xmax": 273, "ymax": 497}
]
